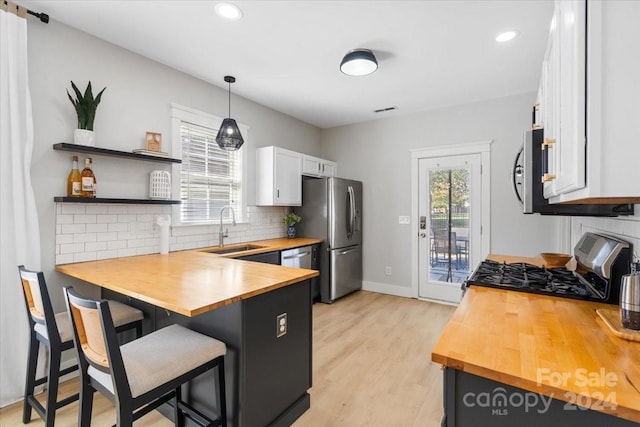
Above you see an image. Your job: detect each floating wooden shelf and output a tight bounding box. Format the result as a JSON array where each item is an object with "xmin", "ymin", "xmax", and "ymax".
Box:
[
  {"xmin": 53, "ymin": 143, "xmax": 181, "ymax": 164},
  {"xmin": 54, "ymin": 197, "xmax": 180, "ymax": 205}
]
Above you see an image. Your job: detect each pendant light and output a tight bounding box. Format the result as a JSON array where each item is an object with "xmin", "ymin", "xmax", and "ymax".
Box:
[
  {"xmin": 340, "ymin": 49, "xmax": 378, "ymax": 76},
  {"xmin": 216, "ymin": 75, "xmax": 244, "ymax": 150}
]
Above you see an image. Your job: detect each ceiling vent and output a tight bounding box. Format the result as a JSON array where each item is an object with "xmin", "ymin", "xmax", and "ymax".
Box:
[{"xmin": 374, "ymin": 106, "xmax": 397, "ymax": 113}]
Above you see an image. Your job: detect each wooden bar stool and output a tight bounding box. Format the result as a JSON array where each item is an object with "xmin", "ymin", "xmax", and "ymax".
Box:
[
  {"xmin": 18, "ymin": 266, "xmax": 144, "ymax": 427},
  {"xmin": 64, "ymin": 287, "xmax": 227, "ymax": 427}
]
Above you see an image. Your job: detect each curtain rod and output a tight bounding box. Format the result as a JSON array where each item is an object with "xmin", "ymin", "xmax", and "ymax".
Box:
[{"xmin": 3, "ymin": 1, "xmax": 49, "ymax": 23}]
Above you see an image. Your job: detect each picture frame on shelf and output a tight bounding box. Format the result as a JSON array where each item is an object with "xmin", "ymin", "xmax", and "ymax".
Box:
[{"xmin": 145, "ymin": 131, "xmax": 162, "ymax": 152}]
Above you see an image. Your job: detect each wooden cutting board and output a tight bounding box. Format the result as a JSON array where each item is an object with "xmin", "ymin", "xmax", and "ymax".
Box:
[{"xmin": 596, "ymin": 308, "xmax": 640, "ymax": 342}]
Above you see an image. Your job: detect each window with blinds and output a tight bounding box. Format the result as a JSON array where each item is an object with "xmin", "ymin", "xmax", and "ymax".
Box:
[{"xmin": 180, "ymin": 121, "xmax": 243, "ymax": 223}]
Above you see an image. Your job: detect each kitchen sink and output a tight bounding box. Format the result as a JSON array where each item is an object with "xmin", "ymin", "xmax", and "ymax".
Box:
[{"xmin": 202, "ymin": 244, "xmax": 267, "ymax": 255}]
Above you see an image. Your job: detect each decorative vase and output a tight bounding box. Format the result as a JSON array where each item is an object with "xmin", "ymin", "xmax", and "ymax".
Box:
[
  {"xmin": 287, "ymin": 226, "xmax": 296, "ymax": 239},
  {"xmin": 74, "ymin": 129, "xmax": 95, "ymax": 146}
]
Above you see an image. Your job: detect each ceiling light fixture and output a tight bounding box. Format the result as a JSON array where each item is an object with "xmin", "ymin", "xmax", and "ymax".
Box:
[
  {"xmin": 216, "ymin": 75, "xmax": 244, "ymax": 151},
  {"xmin": 215, "ymin": 3, "xmax": 243, "ymax": 21},
  {"xmin": 495, "ymin": 30, "xmax": 519, "ymax": 43},
  {"xmin": 340, "ymin": 49, "xmax": 378, "ymax": 76}
]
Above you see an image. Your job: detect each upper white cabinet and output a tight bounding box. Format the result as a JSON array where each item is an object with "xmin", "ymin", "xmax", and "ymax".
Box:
[
  {"xmin": 541, "ymin": 0, "xmax": 586, "ymax": 199},
  {"xmin": 256, "ymin": 146, "xmax": 302, "ymax": 206},
  {"xmin": 302, "ymin": 155, "xmax": 337, "ymax": 178},
  {"xmin": 541, "ymin": 0, "xmax": 640, "ymax": 203}
]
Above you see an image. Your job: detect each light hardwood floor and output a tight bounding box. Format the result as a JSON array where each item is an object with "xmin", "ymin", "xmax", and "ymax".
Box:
[{"xmin": 0, "ymin": 291, "xmax": 455, "ymax": 427}]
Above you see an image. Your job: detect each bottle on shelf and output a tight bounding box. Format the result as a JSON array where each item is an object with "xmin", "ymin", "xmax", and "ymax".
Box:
[
  {"xmin": 81, "ymin": 157, "xmax": 96, "ymax": 198},
  {"xmin": 67, "ymin": 155, "xmax": 82, "ymax": 197}
]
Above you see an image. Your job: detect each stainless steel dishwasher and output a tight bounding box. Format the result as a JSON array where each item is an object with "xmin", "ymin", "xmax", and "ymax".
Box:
[
  {"xmin": 281, "ymin": 245, "xmax": 320, "ymax": 301},
  {"xmin": 281, "ymin": 246, "xmax": 313, "ymax": 269}
]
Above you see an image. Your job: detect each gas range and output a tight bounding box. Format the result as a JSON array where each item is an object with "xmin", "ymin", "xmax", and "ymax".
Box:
[{"xmin": 465, "ymin": 233, "xmax": 632, "ymax": 304}]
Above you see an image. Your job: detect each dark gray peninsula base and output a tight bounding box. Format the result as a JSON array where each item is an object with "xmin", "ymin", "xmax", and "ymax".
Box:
[
  {"xmin": 442, "ymin": 368, "xmax": 638, "ymax": 427},
  {"xmin": 104, "ymin": 279, "xmax": 312, "ymax": 427}
]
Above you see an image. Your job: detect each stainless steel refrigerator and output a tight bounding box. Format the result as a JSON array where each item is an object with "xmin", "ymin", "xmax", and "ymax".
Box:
[{"xmin": 297, "ymin": 177, "xmax": 362, "ymax": 303}]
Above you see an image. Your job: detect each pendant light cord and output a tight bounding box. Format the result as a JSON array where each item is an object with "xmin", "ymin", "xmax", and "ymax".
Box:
[{"xmin": 228, "ymin": 80, "xmax": 231, "ymax": 119}]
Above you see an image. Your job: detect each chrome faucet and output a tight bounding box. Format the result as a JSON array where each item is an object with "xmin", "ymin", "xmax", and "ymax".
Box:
[{"xmin": 219, "ymin": 205, "xmax": 236, "ymax": 247}]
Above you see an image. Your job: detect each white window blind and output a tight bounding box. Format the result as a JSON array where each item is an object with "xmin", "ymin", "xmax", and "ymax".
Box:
[{"xmin": 180, "ymin": 121, "xmax": 243, "ymax": 223}]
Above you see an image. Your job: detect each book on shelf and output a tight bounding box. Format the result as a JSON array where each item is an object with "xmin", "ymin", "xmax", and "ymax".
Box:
[{"xmin": 132, "ymin": 149, "xmax": 169, "ymax": 157}]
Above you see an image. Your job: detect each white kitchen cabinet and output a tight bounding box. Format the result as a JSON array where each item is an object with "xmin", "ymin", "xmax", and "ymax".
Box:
[
  {"xmin": 301, "ymin": 155, "xmax": 337, "ymax": 178},
  {"xmin": 542, "ymin": 0, "xmax": 640, "ymax": 204},
  {"xmin": 256, "ymin": 146, "xmax": 302, "ymax": 206},
  {"xmin": 541, "ymin": 0, "xmax": 586, "ymax": 199}
]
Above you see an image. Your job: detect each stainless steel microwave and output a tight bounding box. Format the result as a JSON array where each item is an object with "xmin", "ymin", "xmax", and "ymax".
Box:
[{"xmin": 512, "ymin": 129, "xmax": 633, "ymax": 216}]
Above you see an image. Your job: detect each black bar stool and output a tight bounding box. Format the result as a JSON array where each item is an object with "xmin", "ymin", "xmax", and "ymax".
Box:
[
  {"xmin": 64, "ymin": 287, "xmax": 227, "ymax": 427},
  {"xmin": 18, "ymin": 265, "xmax": 144, "ymax": 427}
]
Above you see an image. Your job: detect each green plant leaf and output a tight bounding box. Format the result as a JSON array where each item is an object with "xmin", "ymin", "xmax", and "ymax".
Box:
[
  {"xmin": 93, "ymin": 87, "xmax": 106, "ymax": 107},
  {"xmin": 84, "ymin": 81, "xmax": 93, "ymax": 103}
]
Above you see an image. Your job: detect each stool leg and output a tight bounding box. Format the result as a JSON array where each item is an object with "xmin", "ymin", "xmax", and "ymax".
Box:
[
  {"xmin": 44, "ymin": 345, "xmax": 61, "ymax": 427},
  {"xmin": 174, "ymin": 386, "xmax": 183, "ymax": 427},
  {"xmin": 78, "ymin": 377, "xmax": 94, "ymax": 427},
  {"xmin": 22, "ymin": 332, "xmax": 39, "ymax": 423},
  {"xmin": 218, "ymin": 358, "xmax": 227, "ymax": 427},
  {"xmin": 116, "ymin": 401, "xmax": 134, "ymax": 427}
]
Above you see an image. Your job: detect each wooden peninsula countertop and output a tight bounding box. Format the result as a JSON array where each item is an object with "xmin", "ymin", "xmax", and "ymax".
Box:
[
  {"xmin": 431, "ymin": 254, "xmax": 640, "ymax": 423},
  {"xmin": 56, "ymin": 238, "xmax": 321, "ymax": 317}
]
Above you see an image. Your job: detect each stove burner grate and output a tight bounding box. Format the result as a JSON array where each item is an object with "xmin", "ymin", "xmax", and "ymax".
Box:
[{"xmin": 467, "ymin": 260, "xmax": 598, "ymax": 300}]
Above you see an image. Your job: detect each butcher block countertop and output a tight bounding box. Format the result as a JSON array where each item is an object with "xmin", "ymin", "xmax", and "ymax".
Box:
[
  {"xmin": 56, "ymin": 238, "xmax": 321, "ymax": 317},
  {"xmin": 432, "ymin": 254, "xmax": 640, "ymax": 423}
]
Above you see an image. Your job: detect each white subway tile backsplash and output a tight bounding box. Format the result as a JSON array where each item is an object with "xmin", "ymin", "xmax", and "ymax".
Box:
[
  {"xmin": 85, "ymin": 241, "xmax": 108, "ymax": 252},
  {"xmin": 60, "ymin": 243, "xmax": 85, "ymax": 254},
  {"xmin": 107, "ymin": 240, "xmax": 127, "ymax": 250},
  {"xmin": 86, "ymin": 223, "xmax": 108, "ymax": 233},
  {"xmin": 97, "ymin": 214, "xmax": 118, "ymax": 223},
  {"xmin": 73, "ymin": 233, "xmax": 97, "ymax": 243},
  {"xmin": 61, "ymin": 204, "xmax": 86, "ymax": 214},
  {"xmin": 56, "ymin": 253, "xmax": 75, "ymax": 265},
  {"xmin": 97, "ymin": 250, "xmax": 119, "ymax": 260},
  {"xmin": 108, "ymin": 205, "xmax": 129, "ymax": 214},
  {"xmin": 108, "ymin": 223, "xmax": 128, "ymax": 232},
  {"xmin": 55, "ymin": 203, "xmax": 287, "ymax": 264},
  {"xmin": 56, "ymin": 234, "xmax": 74, "ymax": 245},
  {"xmin": 61, "ymin": 224, "xmax": 86, "ymax": 234},
  {"xmin": 56, "ymin": 215, "xmax": 74, "ymax": 224},
  {"xmin": 117, "ymin": 248, "xmax": 137, "ymax": 258},
  {"xmin": 571, "ymin": 214, "xmax": 640, "ymax": 260},
  {"xmin": 97, "ymin": 232, "xmax": 118, "ymax": 242},
  {"xmin": 118, "ymin": 214, "xmax": 138, "ymax": 223}
]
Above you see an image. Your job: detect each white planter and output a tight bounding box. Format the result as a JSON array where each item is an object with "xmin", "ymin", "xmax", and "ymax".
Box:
[{"xmin": 74, "ymin": 129, "xmax": 95, "ymax": 146}]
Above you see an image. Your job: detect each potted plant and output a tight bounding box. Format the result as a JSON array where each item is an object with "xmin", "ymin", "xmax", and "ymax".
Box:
[
  {"xmin": 283, "ymin": 212, "xmax": 301, "ymax": 239},
  {"xmin": 67, "ymin": 81, "xmax": 106, "ymax": 146}
]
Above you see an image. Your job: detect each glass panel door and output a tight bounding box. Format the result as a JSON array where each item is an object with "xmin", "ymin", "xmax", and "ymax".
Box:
[{"xmin": 418, "ymin": 154, "xmax": 481, "ymax": 303}]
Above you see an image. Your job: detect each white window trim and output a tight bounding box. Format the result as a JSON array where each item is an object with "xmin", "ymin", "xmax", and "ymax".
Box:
[
  {"xmin": 170, "ymin": 103, "xmax": 249, "ymax": 227},
  {"xmin": 410, "ymin": 140, "xmax": 492, "ymax": 298}
]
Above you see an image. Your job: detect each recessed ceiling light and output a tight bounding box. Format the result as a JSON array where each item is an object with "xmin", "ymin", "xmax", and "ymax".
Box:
[
  {"xmin": 495, "ymin": 30, "xmax": 519, "ymax": 43},
  {"xmin": 215, "ymin": 3, "xmax": 243, "ymax": 21}
]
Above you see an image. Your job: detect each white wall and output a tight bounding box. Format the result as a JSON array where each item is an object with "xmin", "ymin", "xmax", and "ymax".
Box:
[
  {"xmin": 320, "ymin": 93, "xmax": 561, "ymax": 294},
  {"xmin": 26, "ymin": 20, "xmax": 321, "ymax": 309}
]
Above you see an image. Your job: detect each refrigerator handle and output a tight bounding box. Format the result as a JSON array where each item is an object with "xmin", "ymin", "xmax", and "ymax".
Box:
[{"xmin": 347, "ymin": 185, "xmax": 356, "ymax": 239}]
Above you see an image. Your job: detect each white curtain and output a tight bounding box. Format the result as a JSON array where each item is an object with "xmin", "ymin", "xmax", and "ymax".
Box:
[{"xmin": 0, "ymin": 5, "xmax": 42, "ymax": 407}]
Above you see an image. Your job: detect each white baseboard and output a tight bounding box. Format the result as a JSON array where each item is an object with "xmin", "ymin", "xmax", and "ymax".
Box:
[{"xmin": 362, "ymin": 280, "xmax": 416, "ymax": 298}]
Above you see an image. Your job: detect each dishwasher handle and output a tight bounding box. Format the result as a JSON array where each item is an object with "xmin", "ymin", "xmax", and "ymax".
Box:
[{"xmin": 282, "ymin": 251, "xmax": 311, "ymax": 260}]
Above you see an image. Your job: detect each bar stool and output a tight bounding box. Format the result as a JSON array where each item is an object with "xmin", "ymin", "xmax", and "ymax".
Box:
[
  {"xmin": 64, "ymin": 287, "xmax": 227, "ymax": 427},
  {"xmin": 18, "ymin": 265, "xmax": 144, "ymax": 427}
]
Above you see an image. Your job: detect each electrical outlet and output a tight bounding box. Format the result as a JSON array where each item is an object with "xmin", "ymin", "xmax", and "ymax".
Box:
[
  {"xmin": 276, "ymin": 313, "xmax": 287, "ymax": 338},
  {"xmin": 398, "ymin": 216, "xmax": 410, "ymax": 225},
  {"xmin": 385, "ymin": 266, "xmax": 392, "ymax": 276}
]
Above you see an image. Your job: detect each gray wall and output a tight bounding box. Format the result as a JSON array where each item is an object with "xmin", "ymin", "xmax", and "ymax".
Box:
[
  {"xmin": 27, "ymin": 20, "xmax": 322, "ymax": 307},
  {"xmin": 320, "ymin": 93, "xmax": 560, "ymax": 292}
]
